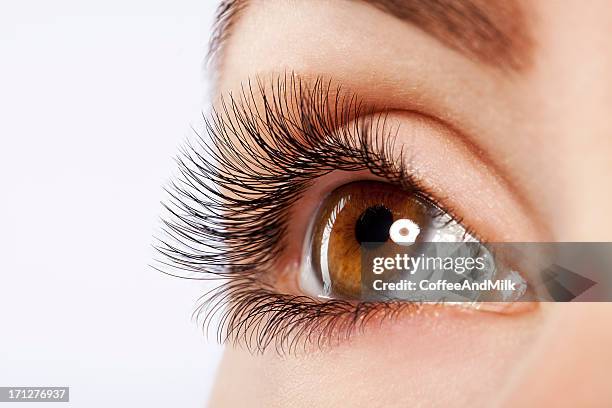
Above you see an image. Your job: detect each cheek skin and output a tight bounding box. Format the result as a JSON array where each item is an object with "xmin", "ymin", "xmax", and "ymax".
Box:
[
  {"xmin": 499, "ymin": 303, "xmax": 612, "ymax": 407},
  {"xmin": 209, "ymin": 307, "xmax": 542, "ymax": 407}
]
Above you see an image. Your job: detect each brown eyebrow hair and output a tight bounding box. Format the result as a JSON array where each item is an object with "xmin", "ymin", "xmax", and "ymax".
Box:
[{"xmin": 208, "ymin": 0, "xmax": 533, "ymax": 72}]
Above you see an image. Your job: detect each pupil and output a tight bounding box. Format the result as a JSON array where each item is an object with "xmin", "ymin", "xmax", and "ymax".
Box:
[{"xmin": 355, "ymin": 205, "xmax": 393, "ymax": 244}]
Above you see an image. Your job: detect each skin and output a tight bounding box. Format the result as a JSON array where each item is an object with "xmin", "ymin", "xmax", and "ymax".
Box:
[{"xmin": 208, "ymin": 0, "xmax": 612, "ymax": 406}]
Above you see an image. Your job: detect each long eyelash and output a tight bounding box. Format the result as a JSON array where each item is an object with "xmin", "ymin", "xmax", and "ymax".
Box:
[
  {"xmin": 154, "ymin": 73, "xmax": 431, "ymax": 354},
  {"xmin": 195, "ymin": 279, "xmax": 423, "ymax": 355}
]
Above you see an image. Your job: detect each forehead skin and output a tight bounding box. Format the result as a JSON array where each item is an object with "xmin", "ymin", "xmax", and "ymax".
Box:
[{"xmin": 211, "ymin": 0, "xmax": 534, "ymax": 72}]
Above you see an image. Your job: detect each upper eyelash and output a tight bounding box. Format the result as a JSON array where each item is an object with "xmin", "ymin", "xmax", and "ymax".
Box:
[
  {"xmin": 156, "ymin": 73, "xmax": 418, "ymax": 280},
  {"xmin": 154, "ymin": 72, "xmax": 459, "ymax": 354}
]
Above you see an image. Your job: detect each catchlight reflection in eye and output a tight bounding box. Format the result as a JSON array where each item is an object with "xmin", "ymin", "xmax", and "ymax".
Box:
[{"xmin": 299, "ymin": 181, "xmax": 479, "ymax": 299}]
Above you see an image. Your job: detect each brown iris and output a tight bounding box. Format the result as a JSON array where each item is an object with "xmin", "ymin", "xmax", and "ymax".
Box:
[{"xmin": 308, "ymin": 181, "xmax": 437, "ymax": 298}]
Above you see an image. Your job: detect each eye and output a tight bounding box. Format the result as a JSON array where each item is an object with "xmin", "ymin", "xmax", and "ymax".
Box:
[
  {"xmin": 299, "ymin": 180, "xmax": 479, "ymax": 299},
  {"xmin": 158, "ymin": 75, "xmax": 538, "ymax": 354}
]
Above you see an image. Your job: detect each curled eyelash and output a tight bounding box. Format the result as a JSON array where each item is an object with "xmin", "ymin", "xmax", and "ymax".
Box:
[
  {"xmin": 154, "ymin": 73, "xmax": 435, "ymax": 354},
  {"xmin": 195, "ymin": 279, "xmax": 425, "ymax": 355}
]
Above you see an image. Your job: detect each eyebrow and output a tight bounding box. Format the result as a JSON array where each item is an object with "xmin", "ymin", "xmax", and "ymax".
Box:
[{"xmin": 208, "ymin": 0, "xmax": 533, "ymax": 72}]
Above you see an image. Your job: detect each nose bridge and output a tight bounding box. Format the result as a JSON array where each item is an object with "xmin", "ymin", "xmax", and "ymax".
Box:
[{"xmin": 529, "ymin": 0, "xmax": 612, "ymax": 240}]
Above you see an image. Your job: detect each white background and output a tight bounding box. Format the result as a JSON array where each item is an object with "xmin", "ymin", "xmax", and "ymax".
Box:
[{"xmin": 0, "ymin": 1, "xmax": 224, "ymax": 406}]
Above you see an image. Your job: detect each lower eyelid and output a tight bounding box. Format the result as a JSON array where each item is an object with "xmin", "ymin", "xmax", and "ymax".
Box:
[{"xmin": 199, "ymin": 276, "xmax": 538, "ymax": 355}]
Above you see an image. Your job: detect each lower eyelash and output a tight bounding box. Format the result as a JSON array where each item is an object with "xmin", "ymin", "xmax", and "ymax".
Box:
[
  {"xmin": 154, "ymin": 73, "xmax": 441, "ymax": 354},
  {"xmin": 196, "ymin": 277, "xmax": 424, "ymax": 355}
]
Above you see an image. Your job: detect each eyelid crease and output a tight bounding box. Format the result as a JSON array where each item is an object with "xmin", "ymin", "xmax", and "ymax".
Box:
[{"xmin": 378, "ymin": 107, "xmax": 549, "ymax": 243}]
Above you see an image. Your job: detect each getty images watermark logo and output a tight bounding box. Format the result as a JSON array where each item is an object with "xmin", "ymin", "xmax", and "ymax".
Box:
[{"xmin": 361, "ymin": 242, "xmax": 606, "ymax": 302}]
